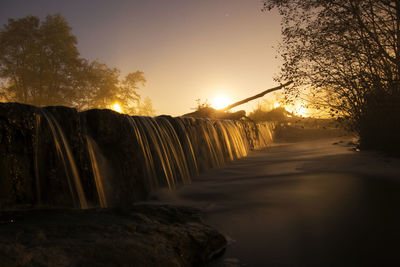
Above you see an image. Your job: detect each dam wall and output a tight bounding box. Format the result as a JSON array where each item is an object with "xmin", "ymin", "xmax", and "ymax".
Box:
[{"xmin": 0, "ymin": 103, "xmax": 274, "ymax": 209}]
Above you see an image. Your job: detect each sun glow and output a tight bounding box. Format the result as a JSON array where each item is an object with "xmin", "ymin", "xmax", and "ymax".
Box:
[
  {"xmin": 296, "ymin": 106, "xmax": 307, "ymax": 117},
  {"xmin": 282, "ymin": 102, "xmax": 310, "ymax": 117},
  {"xmin": 110, "ymin": 102, "xmax": 123, "ymax": 113},
  {"xmin": 211, "ymin": 94, "xmax": 230, "ymax": 110},
  {"xmin": 287, "ymin": 105, "xmax": 309, "ymax": 117}
]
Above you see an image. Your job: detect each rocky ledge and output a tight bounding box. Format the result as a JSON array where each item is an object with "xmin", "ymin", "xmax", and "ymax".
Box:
[{"xmin": 0, "ymin": 205, "xmax": 226, "ymax": 266}]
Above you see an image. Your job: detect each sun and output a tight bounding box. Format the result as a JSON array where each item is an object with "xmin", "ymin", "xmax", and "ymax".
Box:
[
  {"xmin": 297, "ymin": 107, "xmax": 307, "ymax": 116},
  {"xmin": 294, "ymin": 106, "xmax": 308, "ymax": 117},
  {"xmin": 110, "ymin": 102, "xmax": 123, "ymax": 113},
  {"xmin": 211, "ymin": 94, "xmax": 230, "ymax": 110}
]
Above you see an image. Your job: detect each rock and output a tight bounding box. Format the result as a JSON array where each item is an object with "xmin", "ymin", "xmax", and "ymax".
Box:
[
  {"xmin": 0, "ymin": 103, "xmax": 39, "ymax": 209},
  {"xmin": 0, "ymin": 204, "xmax": 227, "ymax": 267}
]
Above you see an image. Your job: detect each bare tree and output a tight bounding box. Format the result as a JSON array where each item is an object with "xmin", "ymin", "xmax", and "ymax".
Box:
[{"xmin": 264, "ymin": 0, "xmax": 400, "ymax": 151}]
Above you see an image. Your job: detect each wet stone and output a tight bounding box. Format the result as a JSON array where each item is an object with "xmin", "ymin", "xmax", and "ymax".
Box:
[{"xmin": 0, "ymin": 204, "xmax": 227, "ymax": 267}]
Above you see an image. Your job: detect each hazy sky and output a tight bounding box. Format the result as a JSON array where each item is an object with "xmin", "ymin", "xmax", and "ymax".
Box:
[{"xmin": 0, "ymin": 0, "xmax": 283, "ymax": 116}]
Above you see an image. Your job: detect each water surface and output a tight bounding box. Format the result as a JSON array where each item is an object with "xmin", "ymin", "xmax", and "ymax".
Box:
[{"xmin": 153, "ymin": 138, "xmax": 400, "ymax": 266}]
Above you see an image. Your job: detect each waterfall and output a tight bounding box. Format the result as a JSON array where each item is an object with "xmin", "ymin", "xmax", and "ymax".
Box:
[
  {"xmin": 40, "ymin": 109, "xmax": 88, "ymax": 209},
  {"xmin": 126, "ymin": 116, "xmax": 191, "ymax": 190},
  {"xmin": 86, "ymin": 135, "xmax": 108, "ymax": 208},
  {"xmin": 34, "ymin": 113, "xmax": 41, "ymax": 206},
  {"xmin": 0, "ymin": 103, "xmax": 274, "ymax": 209}
]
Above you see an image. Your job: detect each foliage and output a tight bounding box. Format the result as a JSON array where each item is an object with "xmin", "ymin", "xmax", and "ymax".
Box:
[
  {"xmin": 136, "ymin": 96, "xmax": 156, "ymax": 116},
  {"xmin": 119, "ymin": 71, "xmax": 147, "ymax": 114},
  {"xmin": 78, "ymin": 62, "xmax": 147, "ymax": 115},
  {"xmin": 78, "ymin": 60, "xmax": 120, "ymax": 110},
  {"xmin": 193, "ymin": 98, "xmax": 211, "ymax": 110},
  {"xmin": 0, "ymin": 14, "xmax": 82, "ymax": 106},
  {"xmin": 263, "ymin": 0, "xmax": 400, "ymax": 151},
  {"xmin": 249, "ymin": 107, "xmax": 290, "ymax": 122},
  {"xmin": 0, "ymin": 14, "xmax": 152, "ymax": 115}
]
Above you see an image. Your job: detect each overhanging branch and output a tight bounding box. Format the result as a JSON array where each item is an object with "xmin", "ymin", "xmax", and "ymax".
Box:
[{"xmin": 218, "ymin": 81, "xmax": 293, "ymax": 112}]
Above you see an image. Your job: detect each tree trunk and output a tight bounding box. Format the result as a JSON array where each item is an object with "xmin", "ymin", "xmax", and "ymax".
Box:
[{"xmin": 218, "ymin": 81, "xmax": 293, "ymax": 112}]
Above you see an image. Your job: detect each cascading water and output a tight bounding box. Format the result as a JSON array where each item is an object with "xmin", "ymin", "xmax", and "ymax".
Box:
[
  {"xmin": 126, "ymin": 116, "xmax": 192, "ymax": 190},
  {"xmin": 40, "ymin": 109, "xmax": 88, "ymax": 209},
  {"xmin": 0, "ymin": 103, "xmax": 274, "ymax": 209},
  {"xmin": 155, "ymin": 116, "xmax": 191, "ymax": 185},
  {"xmin": 183, "ymin": 118, "xmax": 251, "ymax": 171},
  {"xmin": 169, "ymin": 117, "xmax": 199, "ymax": 176},
  {"xmin": 215, "ymin": 120, "xmax": 248, "ymax": 160},
  {"xmin": 255, "ymin": 122, "xmax": 274, "ymax": 147},
  {"xmin": 86, "ymin": 135, "xmax": 108, "ymax": 208},
  {"xmin": 192, "ymin": 119, "xmax": 225, "ymax": 169},
  {"xmin": 34, "ymin": 113, "xmax": 41, "ymax": 205},
  {"xmin": 125, "ymin": 116, "xmax": 158, "ymax": 189}
]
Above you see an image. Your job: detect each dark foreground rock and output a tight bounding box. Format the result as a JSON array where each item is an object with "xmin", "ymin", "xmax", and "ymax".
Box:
[{"xmin": 0, "ymin": 205, "xmax": 226, "ymax": 267}]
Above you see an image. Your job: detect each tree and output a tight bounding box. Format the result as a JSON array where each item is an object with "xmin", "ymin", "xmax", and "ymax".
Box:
[
  {"xmin": 136, "ymin": 96, "xmax": 156, "ymax": 116},
  {"xmin": 264, "ymin": 0, "xmax": 400, "ymax": 151},
  {"xmin": 0, "ymin": 14, "xmax": 82, "ymax": 106},
  {"xmin": 73, "ymin": 62, "xmax": 148, "ymax": 114},
  {"xmin": 118, "ymin": 71, "xmax": 146, "ymax": 114},
  {"xmin": 77, "ymin": 60, "xmax": 120, "ymax": 110},
  {"xmin": 0, "ymin": 14, "xmax": 152, "ymax": 116}
]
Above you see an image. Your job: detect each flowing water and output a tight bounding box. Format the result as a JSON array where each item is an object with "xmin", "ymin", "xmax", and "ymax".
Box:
[
  {"xmin": 126, "ymin": 116, "xmax": 192, "ymax": 189},
  {"xmin": 153, "ymin": 139, "xmax": 400, "ymax": 266},
  {"xmin": 40, "ymin": 110, "xmax": 88, "ymax": 209},
  {"xmin": 86, "ymin": 136, "xmax": 108, "ymax": 208},
  {"xmin": 32, "ymin": 108, "xmax": 273, "ymax": 209},
  {"xmin": 34, "ymin": 113, "xmax": 41, "ymax": 205}
]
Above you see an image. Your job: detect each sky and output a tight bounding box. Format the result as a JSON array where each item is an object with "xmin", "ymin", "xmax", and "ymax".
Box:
[{"xmin": 0, "ymin": 0, "xmax": 283, "ymax": 116}]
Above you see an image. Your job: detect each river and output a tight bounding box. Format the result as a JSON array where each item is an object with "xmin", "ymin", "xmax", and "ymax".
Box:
[{"xmin": 152, "ymin": 138, "xmax": 400, "ymax": 266}]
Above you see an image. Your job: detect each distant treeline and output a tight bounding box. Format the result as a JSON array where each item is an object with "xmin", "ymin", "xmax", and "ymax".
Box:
[{"xmin": 0, "ymin": 14, "xmax": 154, "ymax": 115}]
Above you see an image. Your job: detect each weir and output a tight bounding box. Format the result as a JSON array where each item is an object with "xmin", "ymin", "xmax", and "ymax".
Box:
[{"xmin": 0, "ymin": 103, "xmax": 274, "ymax": 209}]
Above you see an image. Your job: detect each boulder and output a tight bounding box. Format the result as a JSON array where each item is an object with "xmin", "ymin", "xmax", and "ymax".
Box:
[{"xmin": 0, "ymin": 204, "xmax": 227, "ymax": 267}]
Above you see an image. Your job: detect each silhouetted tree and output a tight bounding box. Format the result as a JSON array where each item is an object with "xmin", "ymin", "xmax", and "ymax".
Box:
[
  {"xmin": 0, "ymin": 14, "xmax": 82, "ymax": 106},
  {"xmin": 77, "ymin": 60, "xmax": 120, "ymax": 110},
  {"xmin": 264, "ymin": 0, "xmax": 400, "ymax": 151},
  {"xmin": 0, "ymin": 14, "xmax": 151, "ymax": 115},
  {"xmin": 194, "ymin": 98, "xmax": 211, "ymax": 110},
  {"xmin": 76, "ymin": 63, "xmax": 147, "ymax": 114},
  {"xmin": 118, "ymin": 71, "xmax": 146, "ymax": 114},
  {"xmin": 136, "ymin": 96, "xmax": 156, "ymax": 116}
]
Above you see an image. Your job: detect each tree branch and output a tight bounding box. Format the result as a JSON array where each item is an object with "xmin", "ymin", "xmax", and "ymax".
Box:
[{"xmin": 218, "ymin": 81, "xmax": 293, "ymax": 112}]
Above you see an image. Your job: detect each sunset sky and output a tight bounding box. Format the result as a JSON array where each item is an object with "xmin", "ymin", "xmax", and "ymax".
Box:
[{"xmin": 0, "ymin": 0, "xmax": 283, "ymax": 116}]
